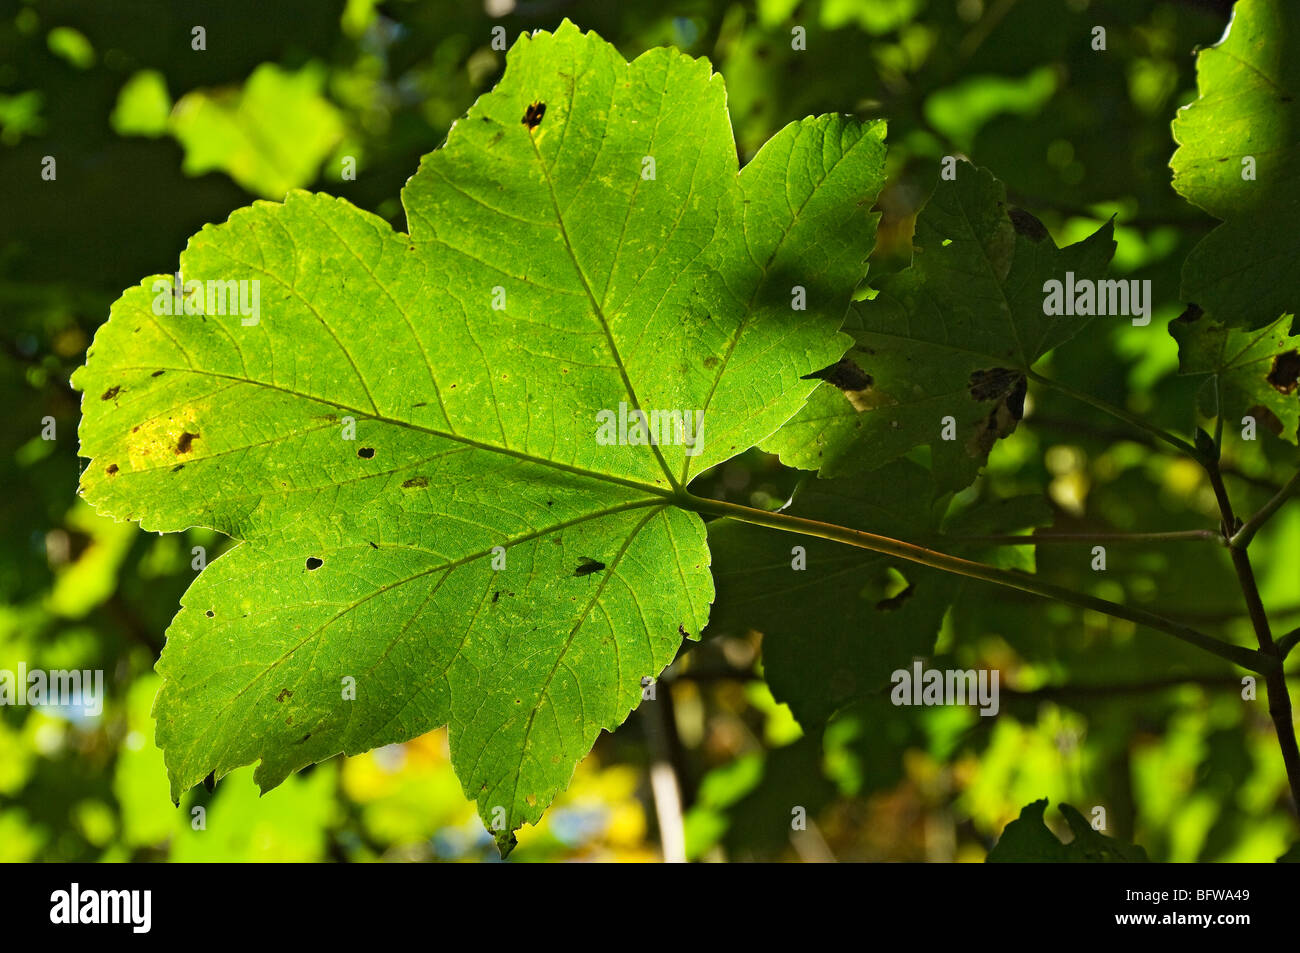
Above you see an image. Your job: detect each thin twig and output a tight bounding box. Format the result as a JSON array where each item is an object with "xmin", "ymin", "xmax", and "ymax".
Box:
[
  {"xmin": 1231, "ymin": 470, "xmax": 1300, "ymax": 548},
  {"xmin": 684, "ymin": 493, "xmax": 1270, "ymax": 673}
]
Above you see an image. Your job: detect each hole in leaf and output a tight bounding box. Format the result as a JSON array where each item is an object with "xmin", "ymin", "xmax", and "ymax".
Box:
[
  {"xmin": 305, "ymin": 557, "xmax": 323, "ymax": 570},
  {"xmin": 357, "ymin": 447, "xmax": 375, "ymax": 459},
  {"xmin": 1266, "ymin": 351, "xmax": 1300, "ymax": 395}
]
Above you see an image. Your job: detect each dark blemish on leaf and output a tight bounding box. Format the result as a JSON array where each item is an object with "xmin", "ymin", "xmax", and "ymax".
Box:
[
  {"xmin": 176, "ymin": 431, "xmax": 198, "ymax": 454},
  {"xmin": 800, "ymin": 356, "xmax": 873, "ymax": 410},
  {"xmin": 305, "ymin": 557, "xmax": 323, "ymax": 570},
  {"xmin": 132, "ymin": 426, "xmax": 140, "ymax": 433},
  {"xmin": 171, "ymin": 464, "xmax": 184, "ymax": 473},
  {"xmin": 678, "ymin": 624, "xmax": 689, "ymax": 637},
  {"xmin": 412, "ymin": 401, "xmax": 427, "ymax": 408},
  {"xmin": 1266, "ymin": 351, "xmax": 1300, "ymax": 395},
  {"xmin": 967, "ymin": 370, "xmax": 1027, "ymax": 456},
  {"xmin": 357, "ymin": 446, "xmax": 375, "ymax": 459},
  {"xmin": 546, "ymin": 500, "xmax": 554, "ymax": 506},
  {"xmin": 151, "ymin": 369, "xmax": 165, "ymax": 377},
  {"xmin": 402, "ymin": 476, "xmax": 429, "ymax": 488},
  {"xmin": 298, "ymin": 733, "xmax": 312, "ymax": 743},
  {"xmin": 803, "ymin": 356, "xmax": 872, "ymax": 392},
  {"xmin": 106, "ymin": 464, "xmax": 119, "ymax": 475},
  {"xmin": 703, "ymin": 356, "xmax": 720, "ymax": 369},
  {"xmin": 1008, "ymin": 208, "xmax": 1049, "ymax": 242},
  {"xmin": 205, "ymin": 609, "xmax": 214, "ymax": 618},
  {"xmin": 969, "ymin": 367, "xmax": 1022, "ymax": 402},
  {"xmin": 522, "ymin": 101, "xmax": 546, "ymax": 129},
  {"xmin": 492, "ymin": 591, "xmax": 500, "ymax": 603},
  {"xmin": 276, "ymin": 689, "xmax": 293, "ymax": 703},
  {"xmin": 1217, "ymin": 156, "xmax": 1230, "ymax": 162},
  {"xmin": 1247, "ymin": 404, "xmax": 1284, "ymax": 435},
  {"xmin": 368, "ymin": 541, "xmax": 378, "ymax": 549},
  {"xmin": 804, "ymin": 357, "xmax": 873, "ymax": 411},
  {"xmin": 101, "ymin": 385, "xmax": 121, "ymax": 401},
  {"xmin": 875, "ymin": 583, "xmax": 916, "ymax": 611},
  {"xmin": 574, "ymin": 557, "xmax": 605, "ymax": 577}
]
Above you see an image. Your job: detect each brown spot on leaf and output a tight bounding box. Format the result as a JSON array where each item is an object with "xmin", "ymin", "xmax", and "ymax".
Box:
[
  {"xmin": 205, "ymin": 609, "xmax": 215, "ymax": 618},
  {"xmin": 276, "ymin": 689, "xmax": 293, "ymax": 703},
  {"xmin": 1267, "ymin": 350, "xmax": 1300, "ymax": 395},
  {"xmin": 1008, "ymin": 208, "xmax": 1049, "ymax": 242},
  {"xmin": 803, "ymin": 357, "xmax": 874, "ymax": 411},
  {"xmin": 305, "ymin": 557, "xmax": 323, "ymax": 570},
  {"xmin": 171, "ymin": 463, "xmax": 184, "ymax": 473},
  {"xmin": 967, "ymin": 369, "xmax": 1027, "ymax": 457},
  {"xmin": 357, "ymin": 446, "xmax": 375, "ymax": 459},
  {"xmin": 402, "ymin": 476, "xmax": 429, "ymax": 488},
  {"xmin": 522, "ymin": 101, "xmax": 546, "ymax": 129},
  {"xmin": 101, "ymin": 385, "xmax": 121, "ymax": 401},
  {"xmin": 106, "ymin": 464, "xmax": 119, "ymax": 475},
  {"xmin": 175, "ymin": 431, "xmax": 198, "ymax": 454},
  {"xmin": 151, "ymin": 370, "xmax": 166, "ymax": 377}
]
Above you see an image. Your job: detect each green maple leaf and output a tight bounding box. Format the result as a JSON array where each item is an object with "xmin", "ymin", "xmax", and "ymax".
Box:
[
  {"xmin": 72, "ymin": 21, "xmax": 887, "ymax": 852},
  {"xmin": 708, "ymin": 459, "xmax": 1048, "ymax": 726},
  {"xmin": 761, "ymin": 163, "xmax": 1115, "ymax": 491},
  {"xmin": 987, "ymin": 799, "xmax": 1149, "ymax": 862},
  {"xmin": 1171, "ymin": 0, "xmax": 1300, "ymax": 330},
  {"xmin": 1170, "ymin": 306, "xmax": 1299, "ymax": 443}
]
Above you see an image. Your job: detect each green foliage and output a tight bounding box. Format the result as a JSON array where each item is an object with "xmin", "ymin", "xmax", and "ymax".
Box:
[
  {"xmin": 763, "ymin": 165, "xmax": 1115, "ymax": 489},
  {"xmin": 1171, "ymin": 309, "xmax": 1300, "ymax": 443},
  {"xmin": 74, "ymin": 21, "xmax": 888, "ymax": 851},
  {"xmin": 988, "ymin": 798, "xmax": 1149, "ymax": 862},
  {"xmin": 710, "ymin": 460, "xmax": 1048, "ymax": 725},
  {"xmin": 1171, "ymin": 0, "xmax": 1300, "ymax": 330},
  {"xmin": 170, "ymin": 63, "xmax": 345, "ymax": 198},
  {"xmin": 5, "ymin": 0, "xmax": 1299, "ymax": 864}
]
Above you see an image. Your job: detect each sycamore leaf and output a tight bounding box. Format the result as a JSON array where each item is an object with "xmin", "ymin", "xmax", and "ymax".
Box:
[
  {"xmin": 761, "ymin": 163, "xmax": 1115, "ymax": 491},
  {"xmin": 987, "ymin": 799, "xmax": 1149, "ymax": 862},
  {"xmin": 707, "ymin": 458, "xmax": 1049, "ymax": 726},
  {"xmin": 1170, "ymin": 0, "xmax": 1300, "ymax": 330},
  {"xmin": 72, "ymin": 21, "xmax": 886, "ymax": 852},
  {"xmin": 1170, "ymin": 306, "xmax": 1299, "ymax": 443}
]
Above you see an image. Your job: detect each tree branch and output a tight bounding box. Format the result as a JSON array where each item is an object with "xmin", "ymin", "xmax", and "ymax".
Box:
[{"xmin": 1204, "ymin": 459, "xmax": 1300, "ymax": 814}]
